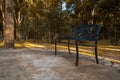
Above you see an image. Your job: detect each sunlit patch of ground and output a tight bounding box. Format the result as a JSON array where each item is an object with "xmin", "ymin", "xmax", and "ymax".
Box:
[
  {"xmin": 22, "ymin": 42, "xmax": 46, "ymax": 48},
  {"xmin": 0, "ymin": 43, "xmax": 2, "ymax": 47}
]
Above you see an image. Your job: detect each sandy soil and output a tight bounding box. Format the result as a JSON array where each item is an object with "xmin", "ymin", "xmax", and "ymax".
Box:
[{"xmin": 0, "ymin": 48, "xmax": 120, "ymax": 80}]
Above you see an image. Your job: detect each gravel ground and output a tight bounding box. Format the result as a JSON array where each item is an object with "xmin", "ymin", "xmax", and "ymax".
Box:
[{"xmin": 0, "ymin": 48, "xmax": 120, "ymax": 80}]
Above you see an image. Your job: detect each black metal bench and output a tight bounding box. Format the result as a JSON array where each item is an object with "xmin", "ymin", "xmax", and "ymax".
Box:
[{"xmin": 55, "ymin": 24, "xmax": 100, "ymax": 66}]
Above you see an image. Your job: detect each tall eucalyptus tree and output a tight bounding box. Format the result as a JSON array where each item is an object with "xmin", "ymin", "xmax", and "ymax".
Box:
[{"xmin": 4, "ymin": 0, "xmax": 14, "ymax": 48}]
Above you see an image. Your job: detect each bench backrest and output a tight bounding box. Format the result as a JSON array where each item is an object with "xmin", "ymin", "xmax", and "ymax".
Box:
[{"xmin": 69, "ymin": 24, "xmax": 100, "ymax": 41}]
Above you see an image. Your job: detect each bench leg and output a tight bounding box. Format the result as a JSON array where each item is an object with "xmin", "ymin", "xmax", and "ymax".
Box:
[
  {"xmin": 68, "ymin": 40, "xmax": 71, "ymax": 55},
  {"xmin": 95, "ymin": 46, "xmax": 99, "ymax": 64},
  {"xmin": 55, "ymin": 40, "xmax": 57, "ymax": 55},
  {"xmin": 75, "ymin": 41, "xmax": 79, "ymax": 66}
]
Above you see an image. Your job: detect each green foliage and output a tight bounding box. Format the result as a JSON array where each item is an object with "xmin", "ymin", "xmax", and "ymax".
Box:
[{"xmin": 0, "ymin": 0, "xmax": 120, "ymax": 45}]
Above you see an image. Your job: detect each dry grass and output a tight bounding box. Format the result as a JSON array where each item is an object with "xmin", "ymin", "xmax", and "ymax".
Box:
[{"xmin": 0, "ymin": 40, "xmax": 120, "ymax": 64}]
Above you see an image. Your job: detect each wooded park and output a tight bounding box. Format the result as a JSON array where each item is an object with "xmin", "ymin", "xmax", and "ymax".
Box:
[
  {"xmin": 0, "ymin": 0, "xmax": 120, "ymax": 48},
  {"xmin": 0, "ymin": 0, "xmax": 120, "ymax": 80}
]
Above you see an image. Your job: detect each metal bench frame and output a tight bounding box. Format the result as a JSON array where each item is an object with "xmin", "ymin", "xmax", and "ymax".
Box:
[{"xmin": 55, "ymin": 24, "xmax": 100, "ymax": 66}]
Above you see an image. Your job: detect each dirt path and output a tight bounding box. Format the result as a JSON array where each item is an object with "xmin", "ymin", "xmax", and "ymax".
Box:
[{"xmin": 0, "ymin": 48, "xmax": 120, "ymax": 80}]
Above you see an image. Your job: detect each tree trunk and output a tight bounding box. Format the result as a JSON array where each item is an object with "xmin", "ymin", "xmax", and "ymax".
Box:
[
  {"xmin": 15, "ymin": 11, "xmax": 22, "ymax": 41},
  {"xmin": 3, "ymin": 0, "xmax": 14, "ymax": 48},
  {"xmin": 25, "ymin": 35, "xmax": 28, "ymax": 42},
  {"xmin": 109, "ymin": 26, "xmax": 119, "ymax": 46}
]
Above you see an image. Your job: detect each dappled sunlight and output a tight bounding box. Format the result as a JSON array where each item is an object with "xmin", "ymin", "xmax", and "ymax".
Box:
[
  {"xmin": 0, "ymin": 42, "xmax": 3, "ymax": 47},
  {"xmin": 15, "ymin": 43, "xmax": 24, "ymax": 48},
  {"xmin": 99, "ymin": 45, "xmax": 120, "ymax": 48},
  {"xmin": 23, "ymin": 42, "xmax": 45, "ymax": 48},
  {"xmin": 57, "ymin": 45, "xmax": 96, "ymax": 57},
  {"xmin": 22, "ymin": 42, "xmax": 55, "ymax": 49},
  {"xmin": 24, "ymin": 44, "xmax": 45, "ymax": 48},
  {"xmin": 57, "ymin": 45, "xmax": 93, "ymax": 53},
  {"xmin": 0, "ymin": 41, "xmax": 120, "ymax": 64},
  {"xmin": 99, "ymin": 47, "xmax": 120, "ymax": 52},
  {"xmin": 56, "ymin": 45, "xmax": 120, "ymax": 64}
]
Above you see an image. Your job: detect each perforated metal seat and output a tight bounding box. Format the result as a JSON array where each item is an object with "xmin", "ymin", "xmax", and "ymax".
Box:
[{"xmin": 55, "ymin": 24, "xmax": 100, "ymax": 66}]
